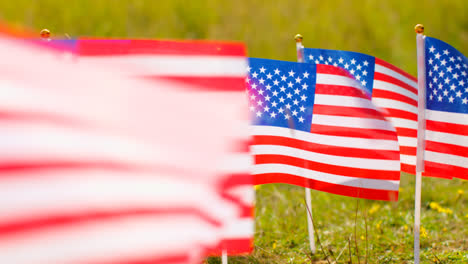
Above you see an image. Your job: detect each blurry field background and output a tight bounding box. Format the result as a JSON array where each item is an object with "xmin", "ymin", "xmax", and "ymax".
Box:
[{"xmin": 0, "ymin": 0, "xmax": 467, "ymax": 263}]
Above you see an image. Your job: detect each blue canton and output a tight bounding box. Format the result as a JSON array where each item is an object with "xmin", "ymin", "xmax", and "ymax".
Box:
[
  {"xmin": 425, "ymin": 37, "xmax": 468, "ymax": 114},
  {"xmin": 304, "ymin": 48, "xmax": 375, "ymax": 95},
  {"xmin": 247, "ymin": 58, "xmax": 316, "ymax": 132}
]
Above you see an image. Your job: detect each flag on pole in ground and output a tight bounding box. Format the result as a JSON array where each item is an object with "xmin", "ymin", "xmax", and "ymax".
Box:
[
  {"xmin": 303, "ymin": 49, "xmax": 418, "ymax": 175},
  {"xmin": 248, "ymin": 58, "xmax": 401, "ymax": 201},
  {"xmin": 423, "ymin": 36, "xmax": 468, "ymax": 180},
  {"xmin": 0, "ymin": 33, "xmax": 252, "ymax": 263},
  {"xmin": 74, "ymin": 38, "xmax": 254, "ymax": 255}
]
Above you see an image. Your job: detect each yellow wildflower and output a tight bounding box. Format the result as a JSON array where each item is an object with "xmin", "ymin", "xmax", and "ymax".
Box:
[
  {"xmin": 360, "ymin": 235, "xmax": 365, "ymax": 240},
  {"xmin": 404, "ymin": 225, "xmax": 408, "ymax": 231},
  {"xmin": 272, "ymin": 242, "xmax": 277, "ymax": 249},
  {"xmin": 254, "ymin": 185, "xmax": 261, "ymax": 191},
  {"xmin": 368, "ymin": 204, "xmax": 381, "ymax": 215},
  {"xmin": 429, "ymin": 202, "xmax": 441, "ymax": 210},
  {"xmin": 420, "ymin": 226, "xmax": 428, "ymax": 239},
  {"xmin": 457, "ymin": 189, "xmax": 464, "ymax": 195},
  {"xmin": 376, "ymin": 220, "xmax": 382, "ymax": 230},
  {"xmin": 465, "ymin": 213, "xmax": 468, "ymax": 218},
  {"xmin": 442, "ymin": 227, "xmax": 447, "ymax": 232}
]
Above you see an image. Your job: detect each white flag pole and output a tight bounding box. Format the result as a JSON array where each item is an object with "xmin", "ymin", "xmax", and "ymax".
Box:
[
  {"xmin": 221, "ymin": 249, "xmax": 228, "ymax": 264},
  {"xmin": 295, "ymin": 34, "xmax": 316, "ymax": 254},
  {"xmin": 414, "ymin": 24, "xmax": 426, "ymax": 264}
]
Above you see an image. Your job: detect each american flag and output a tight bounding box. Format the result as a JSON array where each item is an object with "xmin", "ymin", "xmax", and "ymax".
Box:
[
  {"xmin": 304, "ymin": 49, "xmax": 418, "ymax": 175},
  {"xmin": 424, "ymin": 36, "xmax": 468, "ymax": 180},
  {"xmin": 248, "ymin": 58, "xmax": 401, "ymax": 201},
  {"xmin": 0, "ymin": 34, "xmax": 252, "ymax": 263},
  {"xmin": 75, "ymin": 38, "xmax": 254, "ymax": 255}
]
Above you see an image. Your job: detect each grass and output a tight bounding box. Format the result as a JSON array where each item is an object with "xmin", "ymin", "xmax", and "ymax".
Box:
[{"xmin": 0, "ymin": 1, "xmax": 467, "ymax": 262}]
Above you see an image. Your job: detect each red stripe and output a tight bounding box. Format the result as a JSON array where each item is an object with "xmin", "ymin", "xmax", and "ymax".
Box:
[
  {"xmin": 375, "ymin": 58, "xmax": 417, "ymax": 82},
  {"xmin": 400, "ymin": 146, "xmax": 417, "ymax": 156},
  {"xmin": 315, "ymin": 84, "xmax": 370, "ymax": 99},
  {"xmin": 254, "ymin": 173, "xmax": 399, "ymax": 201},
  {"xmin": 206, "ymin": 238, "xmax": 253, "ymax": 255},
  {"xmin": 426, "ymin": 120, "xmax": 468, "ymax": 136},
  {"xmin": 374, "ymin": 72, "xmax": 418, "ymax": 95},
  {"xmin": 423, "ymin": 161, "xmax": 461, "ymax": 179},
  {"xmin": 253, "ymin": 135, "xmax": 399, "ymax": 159},
  {"xmin": 426, "ymin": 140, "xmax": 468, "ymax": 158},
  {"xmin": 394, "ymin": 127, "xmax": 418, "ymax": 137},
  {"xmin": 78, "ymin": 38, "xmax": 246, "ymax": 56},
  {"xmin": 401, "ymin": 163, "xmax": 416, "ymax": 175},
  {"xmin": 143, "ymin": 76, "xmax": 246, "ymax": 92},
  {"xmin": 0, "ymin": 208, "xmax": 222, "ymax": 238},
  {"xmin": 254, "ymin": 155, "xmax": 400, "ymax": 180},
  {"xmin": 372, "ymin": 89, "xmax": 417, "ymax": 107},
  {"xmin": 383, "ymin": 108, "xmax": 418, "ymax": 122},
  {"xmin": 309, "ymin": 124, "xmax": 398, "ymax": 140},
  {"xmin": 313, "ymin": 104, "xmax": 386, "ymax": 120}
]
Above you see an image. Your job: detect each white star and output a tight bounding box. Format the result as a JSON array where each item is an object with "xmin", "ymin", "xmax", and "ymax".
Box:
[
  {"xmin": 279, "ymin": 97, "xmax": 285, "ymax": 103},
  {"xmin": 284, "ymin": 113, "xmax": 290, "ymax": 120},
  {"xmin": 456, "ymin": 90, "xmax": 462, "ymax": 97},
  {"xmin": 251, "ymin": 83, "xmax": 258, "ymax": 89},
  {"xmin": 339, "ymin": 58, "xmax": 344, "ymax": 63},
  {"xmin": 351, "ymin": 58, "xmax": 356, "ymax": 64},
  {"xmin": 438, "ymin": 83, "xmax": 443, "ymax": 89},
  {"xmin": 273, "ymin": 80, "xmax": 279, "ymax": 86},
  {"xmin": 256, "ymin": 111, "xmax": 262, "ymax": 117},
  {"xmin": 292, "ymin": 110, "xmax": 298, "ymax": 116},
  {"xmin": 259, "ymin": 67, "xmax": 266, "ymax": 73},
  {"xmin": 433, "ymin": 89, "xmax": 437, "ymax": 95},
  {"xmin": 459, "ymin": 80, "xmax": 465, "ymax": 86},
  {"xmin": 344, "ymin": 63, "xmax": 350, "ymax": 69},
  {"xmin": 438, "ymin": 95, "xmax": 443, "ymax": 101},
  {"xmin": 264, "ymin": 105, "xmax": 270, "ymax": 112},
  {"xmin": 266, "ymin": 73, "xmax": 273, "ymax": 79},
  {"xmin": 280, "ymin": 86, "xmax": 286, "ymax": 92},
  {"xmin": 298, "ymin": 116, "xmax": 304, "ymax": 123},
  {"xmin": 462, "ymin": 71, "xmax": 467, "ymax": 77},
  {"xmin": 429, "ymin": 46, "xmax": 435, "ymax": 53},
  {"xmin": 285, "ymin": 103, "xmax": 291, "ymax": 109},
  {"xmin": 443, "ymin": 90, "xmax": 449, "ymax": 96},
  {"xmin": 295, "ymin": 77, "xmax": 302, "ymax": 83},
  {"xmin": 271, "ymin": 101, "xmax": 278, "ymax": 107},
  {"xmin": 294, "ymin": 88, "xmax": 300, "ymax": 94},
  {"xmin": 453, "ymin": 73, "xmax": 459, "ymax": 79},
  {"xmin": 450, "ymin": 84, "xmax": 457, "ymax": 90},
  {"xmin": 356, "ymin": 75, "xmax": 361, "ymax": 80},
  {"xmin": 463, "ymin": 98, "xmax": 468, "ymax": 104},
  {"xmin": 350, "ymin": 69, "xmax": 355, "ymax": 75},
  {"xmin": 246, "ymin": 77, "xmax": 250, "ymax": 83},
  {"xmin": 250, "ymin": 94, "xmax": 256, "ymax": 100},
  {"xmin": 287, "ymin": 82, "xmax": 293, "ymax": 88},
  {"xmin": 458, "ymin": 56, "xmax": 462, "ymax": 61},
  {"xmin": 293, "ymin": 99, "xmax": 299, "ymax": 105},
  {"xmin": 302, "ymin": 83, "xmax": 308, "ymax": 90},
  {"xmin": 434, "ymin": 65, "xmax": 439, "ymax": 71},
  {"xmin": 333, "ymin": 62, "xmax": 338, "ymax": 67},
  {"xmin": 443, "ymin": 49, "xmax": 449, "ymax": 55},
  {"xmin": 429, "ymin": 94, "xmax": 433, "ymax": 100},
  {"xmin": 299, "ymin": 106, "xmax": 306, "ymax": 112},
  {"xmin": 301, "ymin": 94, "xmax": 307, "ymax": 101},
  {"xmin": 249, "ymin": 105, "xmax": 255, "ymax": 111},
  {"xmin": 270, "ymin": 112, "xmax": 277, "ymax": 118},
  {"xmin": 315, "ymin": 59, "xmax": 319, "ymax": 64},
  {"xmin": 272, "ymin": 91, "xmax": 279, "ymax": 96},
  {"xmin": 356, "ymin": 65, "xmax": 362, "ymax": 70},
  {"xmin": 258, "ymin": 89, "xmax": 264, "ymax": 95},
  {"xmin": 288, "ymin": 70, "xmax": 295, "ymax": 77},
  {"xmin": 259, "ymin": 78, "xmax": 265, "ymax": 84},
  {"xmin": 303, "ymin": 72, "xmax": 309, "ymax": 78},
  {"xmin": 456, "ymin": 64, "xmax": 461, "ymax": 69},
  {"xmin": 362, "ymin": 70, "xmax": 368, "ymax": 76},
  {"xmin": 319, "ymin": 55, "xmax": 324, "ymax": 61},
  {"xmin": 438, "ymin": 71, "xmax": 445, "ymax": 77},
  {"xmin": 246, "ymin": 66, "xmax": 251, "ymax": 72},
  {"xmin": 281, "ymin": 75, "xmax": 287, "ymax": 81},
  {"xmin": 361, "ymin": 80, "xmax": 367, "ymax": 86},
  {"xmin": 252, "ymin": 72, "xmax": 258, "ymax": 78},
  {"xmin": 429, "ymin": 70, "xmax": 433, "ymax": 77},
  {"xmin": 266, "ymin": 84, "xmax": 272, "ymax": 90},
  {"xmin": 449, "ymin": 57, "xmax": 455, "ymax": 62},
  {"xmin": 274, "ymin": 68, "xmax": 280, "ymax": 75},
  {"xmin": 363, "ymin": 60, "xmax": 369, "ymax": 66},
  {"xmin": 265, "ymin": 95, "xmax": 271, "ymax": 101},
  {"xmin": 278, "ymin": 108, "xmax": 284, "ymax": 114},
  {"xmin": 324, "ymin": 61, "xmax": 329, "ymax": 65},
  {"xmin": 286, "ymin": 93, "xmax": 293, "ymax": 99},
  {"xmin": 428, "ymin": 58, "xmax": 434, "ymax": 65},
  {"xmin": 441, "ymin": 59, "xmax": 447, "ymax": 66},
  {"xmin": 429, "ymin": 82, "xmax": 433, "ymax": 88},
  {"xmin": 444, "ymin": 77, "xmax": 450, "ymax": 84},
  {"xmin": 308, "ymin": 55, "xmax": 313, "ymax": 60},
  {"xmin": 449, "ymin": 96, "xmax": 455, "ymax": 103},
  {"xmin": 435, "ymin": 53, "xmax": 441, "ymax": 59},
  {"xmin": 447, "ymin": 66, "xmax": 453, "ymax": 72},
  {"xmin": 328, "ymin": 57, "xmax": 333, "ymax": 62}
]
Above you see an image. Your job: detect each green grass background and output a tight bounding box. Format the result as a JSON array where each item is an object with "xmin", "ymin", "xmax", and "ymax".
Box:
[{"xmin": 1, "ymin": 0, "xmax": 467, "ymax": 263}]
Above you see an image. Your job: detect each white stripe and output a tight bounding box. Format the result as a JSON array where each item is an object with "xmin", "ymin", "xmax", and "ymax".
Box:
[
  {"xmin": 387, "ymin": 117, "xmax": 418, "ymax": 129},
  {"xmin": 312, "ymin": 114, "xmax": 396, "ymax": 131},
  {"xmin": 0, "ymin": 170, "xmax": 239, "ymax": 224},
  {"xmin": 397, "ymin": 135, "xmax": 417, "ymax": 148},
  {"xmin": 252, "ymin": 164, "xmax": 399, "ymax": 191},
  {"xmin": 0, "ymin": 215, "xmax": 218, "ymax": 264},
  {"xmin": 251, "ymin": 145, "xmax": 400, "ymax": 171},
  {"xmin": 80, "ymin": 55, "xmax": 247, "ymax": 77},
  {"xmin": 401, "ymin": 154, "xmax": 416, "ymax": 165},
  {"xmin": 372, "ymin": 97, "xmax": 418, "ymax": 114},
  {"xmin": 373, "ymin": 80, "xmax": 418, "ymax": 101},
  {"xmin": 425, "ymin": 151, "xmax": 468, "ymax": 168},
  {"xmin": 426, "ymin": 130, "xmax": 468, "ymax": 147},
  {"xmin": 374, "ymin": 64, "xmax": 417, "ymax": 88},
  {"xmin": 316, "ymin": 73, "xmax": 363, "ymax": 90},
  {"xmin": 251, "ymin": 125, "xmax": 399, "ymax": 151},
  {"xmin": 426, "ymin": 109, "xmax": 468, "ymax": 125},
  {"xmin": 314, "ymin": 94, "xmax": 374, "ymax": 109},
  {"xmin": 225, "ymin": 184, "xmax": 255, "ymax": 206},
  {"xmin": 218, "ymin": 154, "xmax": 252, "ymax": 174},
  {"xmin": 221, "ymin": 218, "xmax": 254, "ymax": 239}
]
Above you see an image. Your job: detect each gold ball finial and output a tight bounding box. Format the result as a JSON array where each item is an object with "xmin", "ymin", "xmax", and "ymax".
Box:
[
  {"xmin": 295, "ymin": 34, "xmax": 303, "ymax": 42},
  {"xmin": 414, "ymin": 24, "xmax": 424, "ymax": 34},
  {"xmin": 40, "ymin": 28, "xmax": 51, "ymax": 39}
]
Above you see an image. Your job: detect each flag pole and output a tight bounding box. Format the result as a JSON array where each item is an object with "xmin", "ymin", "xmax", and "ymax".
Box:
[
  {"xmin": 295, "ymin": 34, "xmax": 316, "ymax": 254},
  {"xmin": 414, "ymin": 23, "xmax": 426, "ymax": 264},
  {"xmin": 221, "ymin": 249, "xmax": 228, "ymax": 264}
]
